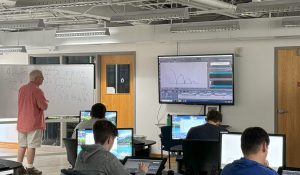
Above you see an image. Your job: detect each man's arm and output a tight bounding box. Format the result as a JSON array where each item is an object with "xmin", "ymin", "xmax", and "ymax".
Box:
[
  {"xmin": 35, "ymin": 88, "xmax": 48, "ymax": 110},
  {"xmin": 105, "ymin": 154, "xmax": 131, "ymax": 175}
]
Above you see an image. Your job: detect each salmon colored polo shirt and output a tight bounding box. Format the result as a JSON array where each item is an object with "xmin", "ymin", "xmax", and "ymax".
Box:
[{"xmin": 17, "ymin": 81, "xmax": 48, "ymax": 133}]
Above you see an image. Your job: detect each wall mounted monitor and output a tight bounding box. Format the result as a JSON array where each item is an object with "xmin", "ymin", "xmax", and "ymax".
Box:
[
  {"xmin": 77, "ymin": 128, "xmax": 133, "ymax": 160},
  {"xmin": 220, "ymin": 132, "xmax": 285, "ymax": 172},
  {"xmin": 79, "ymin": 110, "xmax": 117, "ymax": 126},
  {"xmin": 158, "ymin": 54, "xmax": 234, "ymax": 105},
  {"xmin": 171, "ymin": 115, "xmax": 206, "ymax": 140}
]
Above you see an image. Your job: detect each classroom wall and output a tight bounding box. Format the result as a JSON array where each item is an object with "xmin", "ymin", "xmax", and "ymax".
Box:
[{"xmin": 0, "ymin": 17, "xmax": 300, "ymax": 152}]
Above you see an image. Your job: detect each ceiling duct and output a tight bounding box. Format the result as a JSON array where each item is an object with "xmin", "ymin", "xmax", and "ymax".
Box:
[
  {"xmin": 110, "ymin": 8, "xmax": 190, "ymax": 23},
  {"xmin": 192, "ymin": 0, "xmax": 236, "ymax": 10},
  {"xmin": 170, "ymin": 20, "xmax": 240, "ymax": 33}
]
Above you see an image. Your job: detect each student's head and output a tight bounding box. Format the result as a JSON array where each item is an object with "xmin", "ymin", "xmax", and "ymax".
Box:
[
  {"xmin": 30, "ymin": 70, "xmax": 44, "ymax": 86},
  {"xmin": 241, "ymin": 127, "xmax": 270, "ymax": 158},
  {"xmin": 206, "ymin": 110, "xmax": 222, "ymax": 124},
  {"xmin": 93, "ymin": 120, "xmax": 118, "ymax": 151},
  {"xmin": 91, "ymin": 103, "xmax": 106, "ymax": 119}
]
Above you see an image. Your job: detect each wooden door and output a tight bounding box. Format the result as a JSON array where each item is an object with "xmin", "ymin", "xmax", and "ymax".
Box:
[
  {"xmin": 276, "ymin": 48, "xmax": 300, "ymax": 167},
  {"xmin": 100, "ymin": 54, "xmax": 135, "ymax": 128}
]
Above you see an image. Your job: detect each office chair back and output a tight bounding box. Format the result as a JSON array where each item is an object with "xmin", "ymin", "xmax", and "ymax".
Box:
[
  {"xmin": 160, "ymin": 126, "xmax": 182, "ymax": 168},
  {"xmin": 63, "ymin": 138, "xmax": 77, "ymax": 168},
  {"xmin": 160, "ymin": 126, "xmax": 182, "ymax": 151},
  {"xmin": 182, "ymin": 139, "xmax": 220, "ymax": 175}
]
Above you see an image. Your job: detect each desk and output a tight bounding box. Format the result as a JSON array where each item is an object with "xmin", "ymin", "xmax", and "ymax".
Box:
[
  {"xmin": 170, "ymin": 145, "xmax": 182, "ymax": 153},
  {"xmin": 0, "ymin": 159, "xmax": 22, "ymax": 173},
  {"xmin": 134, "ymin": 140, "xmax": 156, "ymax": 157}
]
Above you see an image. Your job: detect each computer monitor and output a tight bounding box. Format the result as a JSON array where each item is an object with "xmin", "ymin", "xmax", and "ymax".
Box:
[
  {"xmin": 220, "ymin": 132, "xmax": 285, "ymax": 171},
  {"xmin": 79, "ymin": 110, "xmax": 117, "ymax": 126},
  {"xmin": 77, "ymin": 128, "xmax": 133, "ymax": 160},
  {"xmin": 105, "ymin": 111, "xmax": 117, "ymax": 126},
  {"xmin": 278, "ymin": 167, "xmax": 300, "ymax": 175},
  {"xmin": 171, "ymin": 115, "xmax": 206, "ymax": 139},
  {"xmin": 79, "ymin": 110, "xmax": 91, "ymax": 122}
]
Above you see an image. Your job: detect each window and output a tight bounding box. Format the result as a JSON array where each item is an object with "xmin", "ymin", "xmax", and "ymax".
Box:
[
  {"xmin": 106, "ymin": 64, "xmax": 130, "ymax": 93},
  {"xmin": 62, "ymin": 56, "xmax": 94, "ymax": 64},
  {"xmin": 30, "ymin": 57, "xmax": 60, "ymax": 64}
]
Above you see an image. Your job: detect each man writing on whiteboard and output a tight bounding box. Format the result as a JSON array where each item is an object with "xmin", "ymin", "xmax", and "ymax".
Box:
[{"xmin": 16, "ymin": 70, "xmax": 48, "ymax": 175}]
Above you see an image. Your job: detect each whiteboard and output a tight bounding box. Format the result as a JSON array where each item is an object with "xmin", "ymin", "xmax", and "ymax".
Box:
[{"xmin": 0, "ymin": 65, "xmax": 94, "ymax": 118}]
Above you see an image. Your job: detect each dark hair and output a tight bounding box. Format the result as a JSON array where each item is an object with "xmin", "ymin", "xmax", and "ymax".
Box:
[
  {"xmin": 93, "ymin": 120, "xmax": 118, "ymax": 144},
  {"xmin": 91, "ymin": 103, "xmax": 106, "ymax": 119},
  {"xmin": 241, "ymin": 127, "xmax": 270, "ymax": 156},
  {"xmin": 206, "ymin": 110, "xmax": 222, "ymax": 122}
]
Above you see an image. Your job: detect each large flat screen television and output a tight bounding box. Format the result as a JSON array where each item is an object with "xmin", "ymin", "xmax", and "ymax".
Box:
[{"xmin": 158, "ymin": 54, "xmax": 234, "ymax": 105}]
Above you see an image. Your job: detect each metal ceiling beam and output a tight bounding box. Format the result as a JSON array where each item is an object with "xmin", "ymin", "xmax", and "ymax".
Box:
[{"xmin": 173, "ymin": 0, "xmax": 239, "ymax": 18}]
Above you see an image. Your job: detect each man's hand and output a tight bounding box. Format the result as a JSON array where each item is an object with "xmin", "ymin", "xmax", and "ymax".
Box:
[{"xmin": 138, "ymin": 162, "xmax": 149, "ymax": 173}]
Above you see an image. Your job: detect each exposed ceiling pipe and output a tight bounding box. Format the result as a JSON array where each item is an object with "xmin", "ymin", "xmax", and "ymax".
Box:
[{"xmin": 191, "ymin": 0, "xmax": 237, "ymax": 10}]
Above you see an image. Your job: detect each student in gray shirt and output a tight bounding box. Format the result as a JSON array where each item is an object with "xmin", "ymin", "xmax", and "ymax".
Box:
[
  {"xmin": 74, "ymin": 120, "xmax": 148, "ymax": 175},
  {"xmin": 72, "ymin": 103, "xmax": 106, "ymax": 138}
]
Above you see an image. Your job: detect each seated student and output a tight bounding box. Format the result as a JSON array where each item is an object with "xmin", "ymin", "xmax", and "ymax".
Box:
[
  {"xmin": 186, "ymin": 110, "xmax": 228, "ymax": 140},
  {"xmin": 74, "ymin": 120, "xmax": 148, "ymax": 175},
  {"xmin": 220, "ymin": 127, "xmax": 278, "ymax": 175},
  {"xmin": 72, "ymin": 103, "xmax": 106, "ymax": 138}
]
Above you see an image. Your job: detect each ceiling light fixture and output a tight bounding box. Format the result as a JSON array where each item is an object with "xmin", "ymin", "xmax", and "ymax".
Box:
[
  {"xmin": 55, "ymin": 28, "xmax": 110, "ymax": 38},
  {"xmin": 282, "ymin": 17, "xmax": 300, "ymax": 27},
  {"xmin": 0, "ymin": 46, "xmax": 27, "ymax": 55},
  {"xmin": 110, "ymin": 8, "xmax": 190, "ymax": 23},
  {"xmin": 236, "ymin": 0, "xmax": 300, "ymax": 14},
  {"xmin": 170, "ymin": 20, "xmax": 240, "ymax": 33},
  {"xmin": 0, "ymin": 19, "xmax": 45, "ymax": 31}
]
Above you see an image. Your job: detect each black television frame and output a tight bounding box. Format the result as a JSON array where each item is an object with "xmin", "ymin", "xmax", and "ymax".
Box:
[
  {"xmin": 219, "ymin": 132, "xmax": 286, "ymax": 171},
  {"xmin": 158, "ymin": 54, "xmax": 235, "ymax": 105}
]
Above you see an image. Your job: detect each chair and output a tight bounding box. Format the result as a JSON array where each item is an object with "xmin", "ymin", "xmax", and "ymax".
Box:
[
  {"xmin": 63, "ymin": 138, "xmax": 77, "ymax": 168},
  {"xmin": 61, "ymin": 169, "xmax": 101, "ymax": 175},
  {"xmin": 182, "ymin": 139, "xmax": 220, "ymax": 175},
  {"xmin": 160, "ymin": 126, "xmax": 182, "ymax": 168}
]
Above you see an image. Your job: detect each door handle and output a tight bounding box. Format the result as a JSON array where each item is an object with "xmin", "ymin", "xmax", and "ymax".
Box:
[{"xmin": 278, "ymin": 109, "xmax": 288, "ymax": 114}]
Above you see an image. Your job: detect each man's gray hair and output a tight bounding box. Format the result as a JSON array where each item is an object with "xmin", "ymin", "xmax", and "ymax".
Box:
[{"xmin": 30, "ymin": 69, "xmax": 43, "ymax": 81}]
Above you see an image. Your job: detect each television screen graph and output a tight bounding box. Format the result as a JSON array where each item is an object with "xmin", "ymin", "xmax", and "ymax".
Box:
[{"xmin": 158, "ymin": 54, "xmax": 234, "ymax": 105}]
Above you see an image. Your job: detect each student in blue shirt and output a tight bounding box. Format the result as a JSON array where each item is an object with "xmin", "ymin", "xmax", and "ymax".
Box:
[{"xmin": 221, "ymin": 127, "xmax": 278, "ymax": 175}]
